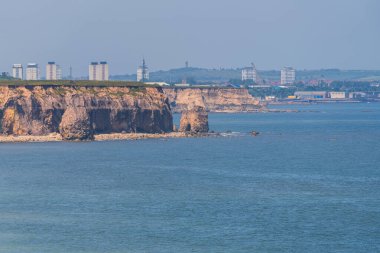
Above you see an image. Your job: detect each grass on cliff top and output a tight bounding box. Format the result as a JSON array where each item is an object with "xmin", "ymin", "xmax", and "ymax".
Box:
[
  {"xmin": 0, "ymin": 80, "xmax": 242, "ymax": 90},
  {"xmin": 0, "ymin": 80, "xmax": 156, "ymax": 88}
]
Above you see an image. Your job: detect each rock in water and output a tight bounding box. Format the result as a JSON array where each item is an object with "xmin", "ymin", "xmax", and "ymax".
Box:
[
  {"xmin": 59, "ymin": 106, "xmax": 94, "ymax": 141},
  {"xmin": 251, "ymin": 131, "xmax": 260, "ymax": 136},
  {"xmin": 179, "ymin": 106, "xmax": 209, "ymax": 133}
]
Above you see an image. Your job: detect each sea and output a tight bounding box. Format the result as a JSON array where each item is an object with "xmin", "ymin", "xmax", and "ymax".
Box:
[{"xmin": 0, "ymin": 103, "xmax": 379, "ymax": 253}]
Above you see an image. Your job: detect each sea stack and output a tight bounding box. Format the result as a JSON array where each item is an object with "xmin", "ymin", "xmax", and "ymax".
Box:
[{"xmin": 179, "ymin": 106, "xmax": 209, "ymax": 133}]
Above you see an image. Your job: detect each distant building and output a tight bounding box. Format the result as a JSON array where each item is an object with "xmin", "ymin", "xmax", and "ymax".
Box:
[
  {"xmin": 173, "ymin": 83, "xmax": 190, "ymax": 87},
  {"xmin": 242, "ymin": 64, "xmax": 257, "ymax": 82},
  {"xmin": 349, "ymin": 92, "xmax": 367, "ymax": 99},
  {"xmin": 281, "ymin": 67, "xmax": 296, "ymax": 85},
  {"xmin": 329, "ymin": 92, "xmax": 347, "ymax": 99},
  {"xmin": 89, "ymin": 61, "xmax": 109, "ymax": 81},
  {"xmin": 57, "ymin": 66, "xmax": 62, "ymax": 80},
  {"xmin": 26, "ymin": 63, "xmax": 40, "ymax": 80},
  {"xmin": 12, "ymin": 64, "xmax": 23, "ymax": 80},
  {"xmin": 99, "ymin": 61, "xmax": 109, "ymax": 81},
  {"xmin": 145, "ymin": 82, "xmax": 170, "ymax": 86},
  {"xmin": 46, "ymin": 62, "xmax": 62, "ymax": 80},
  {"xmin": 89, "ymin": 62, "xmax": 98, "ymax": 81},
  {"xmin": 265, "ymin": 96, "xmax": 276, "ymax": 101},
  {"xmin": 137, "ymin": 59, "xmax": 149, "ymax": 82},
  {"xmin": 294, "ymin": 91, "xmax": 327, "ymax": 99}
]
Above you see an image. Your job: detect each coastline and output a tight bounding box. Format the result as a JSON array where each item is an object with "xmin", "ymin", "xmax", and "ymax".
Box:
[{"xmin": 0, "ymin": 132, "xmax": 193, "ymax": 143}]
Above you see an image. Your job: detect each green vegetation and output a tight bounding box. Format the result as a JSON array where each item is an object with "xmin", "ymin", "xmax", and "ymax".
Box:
[
  {"xmin": 298, "ymin": 81, "xmax": 380, "ymax": 92},
  {"xmin": 109, "ymin": 91, "xmax": 127, "ymax": 97},
  {"xmin": 129, "ymin": 87, "xmax": 146, "ymax": 92},
  {"xmin": 0, "ymin": 72, "xmax": 13, "ymax": 81},
  {"xmin": 112, "ymin": 67, "xmax": 241, "ymax": 83},
  {"xmin": 53, "ymin": 87, "xmax": 68, "ymax": 96},
  {"xmin": 249, "ymin": 87, "xmax": 296, "ymax": 99},
  {"xmin": 128, "ymin": 87, "xmax": 147, "ymax": 97},
  {"xmin": 249, "ymin": 80, "xmax": 380, "ymax": 99},
  {"xmin": 0, "ymin": 80, "xmax": 155, "ymax": 87},
  {"xmin": 111, "ymin": 67, "xmax": 380, "ymax": 83}
]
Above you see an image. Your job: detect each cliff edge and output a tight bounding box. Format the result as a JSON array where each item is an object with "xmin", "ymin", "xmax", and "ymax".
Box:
[
  {"xmin": 164, "ymin": 88, "xmax": 262, "ymax": 113},
  {"xmin": 0, "ymin": 86, "xmax": 173, "ymax": 136}
]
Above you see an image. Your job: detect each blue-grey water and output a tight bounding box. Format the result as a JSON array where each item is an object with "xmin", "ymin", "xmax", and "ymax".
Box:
[{"xmin": 0, "ymin": 103, "xmax": 379, "ymax": 253}]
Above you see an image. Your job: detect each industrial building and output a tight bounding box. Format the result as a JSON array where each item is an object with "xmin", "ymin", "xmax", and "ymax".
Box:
[
  {"xmin": 294, "ymin": 91, "xmax": 327, "ymax": 99},
  {"xmin": 329, "ymin": 92, "xmax": 347, "ymax": 99}
]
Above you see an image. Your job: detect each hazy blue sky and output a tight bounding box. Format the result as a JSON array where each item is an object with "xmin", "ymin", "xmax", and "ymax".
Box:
[{"xmin": 1, "ymin": 0, "xmax": 379, "ymax": 76}]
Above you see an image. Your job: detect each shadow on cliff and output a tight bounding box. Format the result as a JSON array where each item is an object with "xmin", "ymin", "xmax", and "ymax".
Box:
[{"xmin": 0, "ymin": 86, "xmax": 174, "ymax": 140}]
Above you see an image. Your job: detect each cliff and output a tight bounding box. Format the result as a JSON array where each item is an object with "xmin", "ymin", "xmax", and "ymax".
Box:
[
  {"xmin": 0, "ymin": 86, "xmax": 173, "ymax": 136},
  {"xmin": 0, "ymin": 85, "xmax": 264, "ymax": 139},
  {"xmin": 164, "ymin": 88, "xmax": 263, "ymax": 113},
  {"xmin": 179, "ymin": 106, "xmax": 209, "ymax": 133}
]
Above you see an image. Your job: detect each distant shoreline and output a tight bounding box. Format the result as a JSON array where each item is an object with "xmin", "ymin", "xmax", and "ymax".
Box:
[{"xmin": 268, "ymin": 100, "xmax": 379, "ymax": 105}]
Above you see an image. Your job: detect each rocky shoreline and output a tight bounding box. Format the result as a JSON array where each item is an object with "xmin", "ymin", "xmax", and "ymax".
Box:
[
  {"xmin": 0, "ymin": 132, "xmax": 194, "ymax": 143},
  {"xmin": 0, "ymin": 85, "xmax": 265, "ymax": 142},
  {"xmin": 0, "ymin": 130, "xmax": 259, "ymax": 143}
]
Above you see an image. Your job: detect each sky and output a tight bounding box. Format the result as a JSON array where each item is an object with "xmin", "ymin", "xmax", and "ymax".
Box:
[{"xmin": 0, "ymin": 0, "xmax": 379, "ymax": 76}]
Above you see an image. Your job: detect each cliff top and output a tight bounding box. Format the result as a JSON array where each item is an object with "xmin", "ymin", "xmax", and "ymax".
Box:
[
  {"xmin": 0, "ymin": 80, "xmax": 151, "ymax": 87},
  {"xmin": 0, "ymin": 80, "xmax": 242, "ymax": 90}
]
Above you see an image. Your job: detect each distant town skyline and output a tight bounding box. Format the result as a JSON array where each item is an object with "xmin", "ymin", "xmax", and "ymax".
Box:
[{"xmin": 0, "ymin": 0, "xmax": 379, "ymax": 75}]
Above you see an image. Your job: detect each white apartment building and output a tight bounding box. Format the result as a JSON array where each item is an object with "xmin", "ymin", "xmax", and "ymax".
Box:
[
  {"xmin": 26, "ymin": 63, "xmax": 40, "ymax": 80},
  {"xmin": 12, "ymin": 64, "xmax": 23, "ymax": 80},
  {"xmin": 281, "ymin": 67, "xmax": 296, "ymax": 85},
  {"xmin": 89, "ymin": 61, "xmax": 109, "ymax": 81},
  {"xmin": 242, "ymin": 65, "xmax": 257, "ymax": 82},
  {"xmin": 46, "ymin": 62, "xmax": 62, "ymax": 80},
  {"xmin": 57, "ymin": 66, "xmax": 62, "ymax": 80},
  {"xmin": 137, "ymin": 59, "xmax": 149, "ymax": 82}
]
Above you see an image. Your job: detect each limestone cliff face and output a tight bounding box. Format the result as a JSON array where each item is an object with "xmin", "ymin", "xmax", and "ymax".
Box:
[
  {"xmin": 59, "ymin": 106, "xmax": 94, "ymax": 141},
  {"xmin": 164, "ymin": 88, "xmax": 262, "ymax": 113},
  {"xmin": 179, "ymin": 106, "xmax": 209, "ymax": 133},
  {"xmin": 0, "ymin": 86, "xmax": 173, "ymax": 136}
]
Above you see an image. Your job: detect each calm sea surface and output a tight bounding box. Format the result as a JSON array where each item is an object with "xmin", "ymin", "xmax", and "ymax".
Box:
[{"xmin": 0, "ymin": 103, "xmax": 379, "ymax": 253}]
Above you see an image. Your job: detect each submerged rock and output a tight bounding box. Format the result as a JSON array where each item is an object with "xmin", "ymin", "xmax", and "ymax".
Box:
[
  {"xmin": 59, "ymin": 106, "xmax": 94, "ymax": 141},
  {"xmin": 251, "ymin": 131, "xmax": 260, "ymax": 136},
  {"xmin": 179, "ymin": 106, "xmax": 209, "ymax": 133}
]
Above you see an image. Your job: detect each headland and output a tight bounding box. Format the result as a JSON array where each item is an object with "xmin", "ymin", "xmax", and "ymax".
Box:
[{"xmin": 0, "ymin": 81, "xmax": 263, "ymax": 142}]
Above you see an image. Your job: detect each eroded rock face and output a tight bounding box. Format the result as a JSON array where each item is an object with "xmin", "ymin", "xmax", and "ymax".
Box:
[
  {"xmin": 179, "ymin": 106, "xmax": 209, "ymax": 133},
  {"xmin": 59, "ymin": 106, "xmax": 94, "ymax": 141},
  {"xmin": 0, "ymin": 86, "xmax": 173, "ymax": 136},
  {"xmin": 1, "ymin": 94, "xmax": 64, "ymax": 135},
  {"xmin": 164, "ymin": 88, "xmax": 263, "ymax": 113}
]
